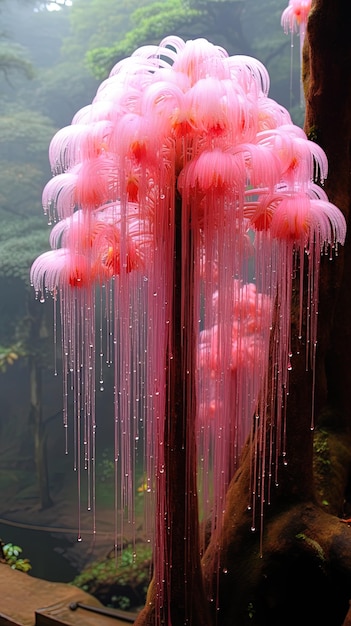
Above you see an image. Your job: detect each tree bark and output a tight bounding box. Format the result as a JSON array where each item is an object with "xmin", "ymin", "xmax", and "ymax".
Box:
[
  {"xmin": 135, "ymin": 197, "xmax": 210, "ymax": 626},
  {"xmin": 28, "ymin": 298, "xmax": 53, "ymax": 511},
  {"xmin": 202, "ymin": 2, "xmax": 351, "ymax": 624},
  {"xmin": 303, "ymin": 0, "xmax": 351, "ymax": 512}
]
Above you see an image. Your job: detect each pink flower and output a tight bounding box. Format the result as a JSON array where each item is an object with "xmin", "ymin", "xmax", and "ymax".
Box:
[
  {"xmin": 270, "ymin": 192, "xmax": 311, "ymax": 241},
  {"xmin": 171, "ymin": 38, "xmax": 229, "ymax": 85},
  {"xmin": 30, "ymin": 248, "xmax": 95, "ymax": 294},
  {"xmin": 269, "ymin": 190, "xmax": 346, "ymax": 246},
  {"xmin": 178, "ymin": 148, "xmax": 246, "ymax": 199},
  {"xmin": 48, "ymin": 121, "xmax": 113, "ymax": 174},
  {"xmin": 281, "ymin": 0, "xmax": 312, "ymax": 105},
  {"xmin": 32, "ymin": 200, "xmax": 154, "ymax": 297},
  {"xmin": 281, "ymin": 0, "xmax": 312, "ymax": 32},
  {"xmin": 257, "ymin": 124, "xmax": 328, "ymax": 185}
]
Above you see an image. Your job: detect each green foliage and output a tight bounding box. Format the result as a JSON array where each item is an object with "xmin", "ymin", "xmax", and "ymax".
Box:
[
  {"xmin": 247, "ymin": 601, "xmax": 255, "ymax": 619},
  {"xmin": 0, "ymin": 343, "xmax": 25, "ymax": 372},
  {"xmin": 84, "ymin": 0, "xmax": 295, "ymax": 110},
  {"xmin": 0, "ymin": 110, "xmax": 56, "ymax": 161},
  {"xmin": 2, "ymin": 2, "xmax": 71, "ymax": 70},
  {"xmin": 307, "ymin": 125, "xmax": 320, "ymax": 143},
  {"xmin": 0, "ymin": 160, "xmax": 45, "ymax": 215},
  {"xmin": 98, "ymin": 449, "xmax": 115, "ymax": 483},
  {"xmin": 312, "ymin": 427, "xmax": 335, "ymax": 511},
  {"xmin": 1, "ymin": 542, "xmax": 32, "ymax": 572},
  {"xmin": 132, "ymin": 0, "xmax": 201, "ymax": 31},
  {"xmin": 0, "ymin": 211, "xmax": 49, "ymax": 281},
  {"xmin": 295, "ymin": 534, "xmax": 326, "ymax": 563},
  {"xmin": 62, "ymin": 0, "xmax": 147, "ymax": 61},
  {"xmin": 72, "ymin": 542, "xmax": 152, "ymax": 610},
  {"xmin": 32, "ymin": 61, "xmax": 98, "ymax": 127},
  {"xmin": 86, "ymin": 0, "xmax": 201, "ymax": 79},
  {"xmin": 0, "ymin": 105, "xmax": 56, "ymax": 282},
  {"xmin": 0, "ymin": 45, "xmax": 34, "ymax": 81},
  {"xmin": 0, "ymin": 162, "xmax": 44, "ymax": 209},
  {"xmin": 313, "ymin": 428, "xmax": 331, "ymax": 475}
]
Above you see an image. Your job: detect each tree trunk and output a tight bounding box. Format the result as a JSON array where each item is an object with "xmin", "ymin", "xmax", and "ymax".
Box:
[
  {"xmin": 202, "ymin": 2, "xmax": 351, "ymax": 625},
  {"xmin": 29, "ymin": 352, "xmax": 52, "ymax": 511},
  {"xmin": 303, "ymin": 0, "xmax": 351, "ymax": 516},
  {"xmin": 28, "ymin": 298, "xmax": 53, "ymax": 511},
  {"xmin": 303, "ymin": 0, "xmax": 351, "ymax": 425},
  {"xmin": 135, "ymin": 196, "xmax": 211, "ymax": 626}
]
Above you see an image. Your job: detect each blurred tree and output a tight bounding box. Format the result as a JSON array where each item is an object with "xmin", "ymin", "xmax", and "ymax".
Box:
[
  {"xmin": 0, "ymin": 45, "xmax": 33, "ymax": 83},
  {"xmin": 0, "ymin": 94, "xmax": 58, "ymax": 510},
  {"xmin": 0, "ymin": 0, "xmax": 34, "ymax": 83},
  {"xmin": 1, "ymin": 1, "xmax": 86, "ymax": 128},
  {"xmin": 62, "ymin": 0, "xmax": 148, "ymax": 59},
  {"xmin": 3, "ymin": 1, "xmax": 71, "ymax": 69}
]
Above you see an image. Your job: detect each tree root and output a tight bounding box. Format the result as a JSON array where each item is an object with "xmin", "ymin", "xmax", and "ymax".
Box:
[{"xmin": 203, "ymin": 501, "xmax": 351, "ymax": 626}]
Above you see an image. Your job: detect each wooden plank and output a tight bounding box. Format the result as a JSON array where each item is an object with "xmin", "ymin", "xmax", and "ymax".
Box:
[
  {"xmin": 0, "ymin": 613, "xmax": 23, "ymax": 626},
  {"xmin": 35, "ymin": 604, "xmax": 135, "ymax": 626},
  {"xmin": 35, "ymin": 602, "xmax": 136, "ymax": 625},
  {"xmin": 0, "ymin": 565, "xmax": 136, "ymax": 626}
]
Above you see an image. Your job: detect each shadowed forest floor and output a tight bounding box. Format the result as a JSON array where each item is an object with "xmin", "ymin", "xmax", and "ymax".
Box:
[
  {"xmin": 0, "ymin": 438, "xmax": 148, "ymax": 582},
  {"xmin": 0, "ymin": 364, "xmax": 148, "ymax": 581}
]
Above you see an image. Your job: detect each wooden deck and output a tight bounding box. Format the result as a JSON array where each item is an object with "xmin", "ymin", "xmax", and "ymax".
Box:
[{"xmin": 0, "ymin": 564, "xmax": 137, "ymax": 626}]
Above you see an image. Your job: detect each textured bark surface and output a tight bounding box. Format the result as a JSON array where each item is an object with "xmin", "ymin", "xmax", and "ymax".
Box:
[
  {"xmin": 202, "ymin": 1, "xmax": 351, "ymax": 625},
  {"xmin": 134, "ymin": 199, "xmax": 210, "ymax": 626},
  {"xmin": 301, "ymin": 0, "xmax": 351, "ymax": 512}
]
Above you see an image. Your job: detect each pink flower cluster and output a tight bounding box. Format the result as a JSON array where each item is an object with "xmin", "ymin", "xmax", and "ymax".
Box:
[{"xmin": 30, "ymin": 35, "xmax": 345, "ymax": 298}]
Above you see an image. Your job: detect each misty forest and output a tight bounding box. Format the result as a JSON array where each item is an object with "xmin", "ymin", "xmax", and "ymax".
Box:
[{"xmin": 1, "ymin": 1, "xmax": 351, "ymax": 625}]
